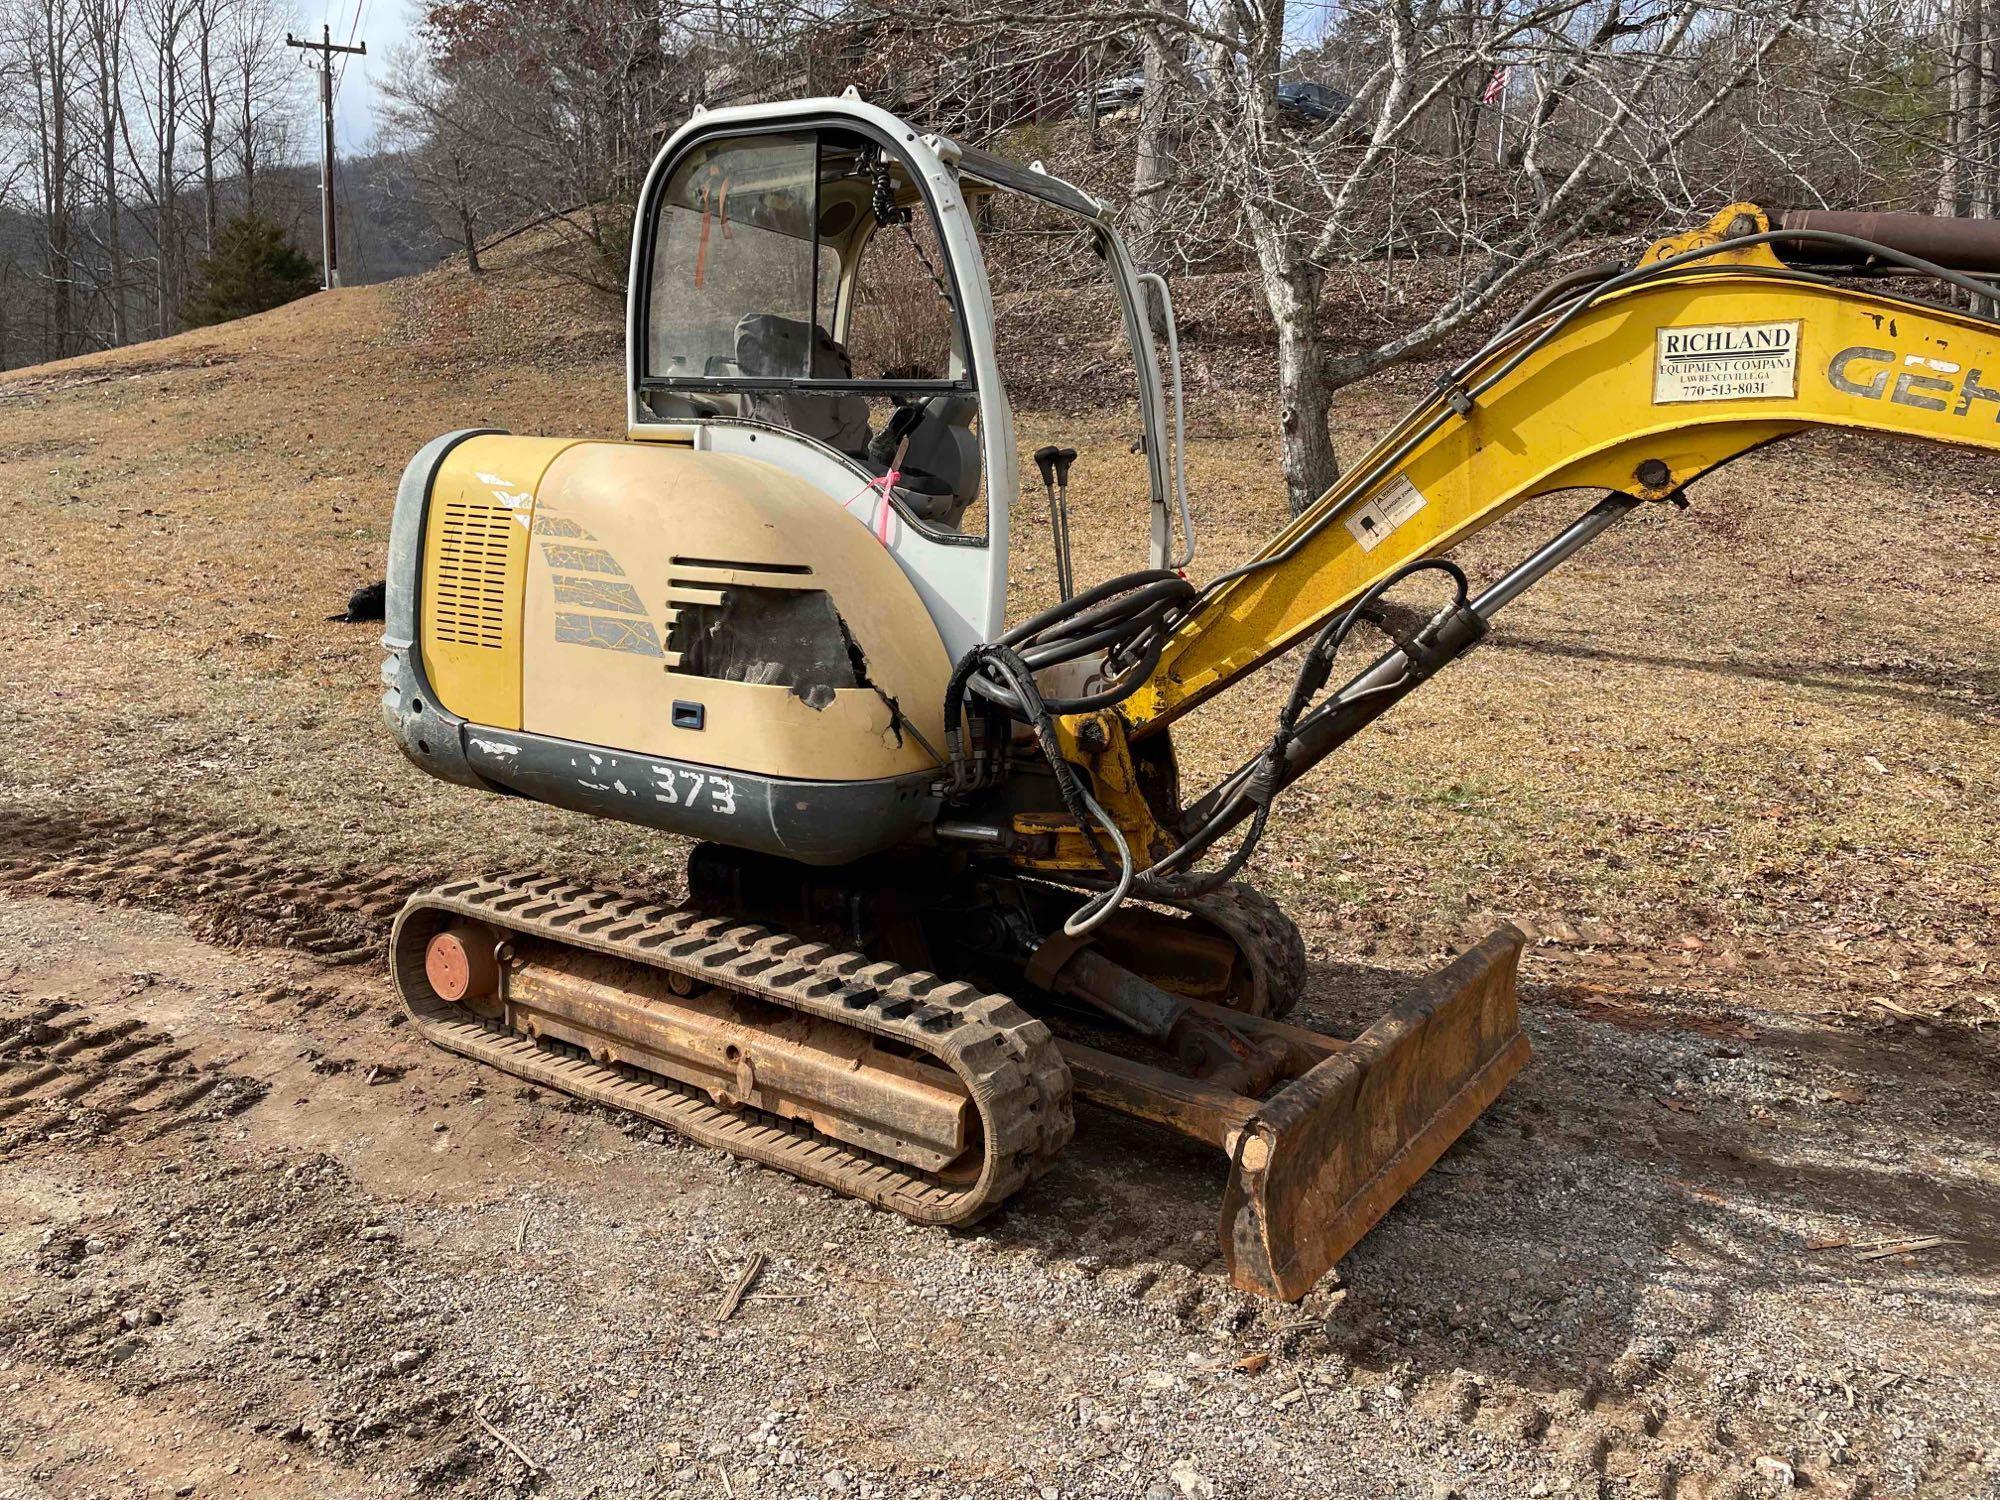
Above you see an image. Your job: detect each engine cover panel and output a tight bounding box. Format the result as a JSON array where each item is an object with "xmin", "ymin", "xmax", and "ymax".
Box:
[{"xmin": 392, "ymin": 432, "xmax": 952, "ymax": 789}]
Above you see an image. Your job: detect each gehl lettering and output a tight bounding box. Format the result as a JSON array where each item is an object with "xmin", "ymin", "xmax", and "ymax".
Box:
[{"xmin": 1828, "ymin": 345, "xmax": 2000, "ymax": 417}]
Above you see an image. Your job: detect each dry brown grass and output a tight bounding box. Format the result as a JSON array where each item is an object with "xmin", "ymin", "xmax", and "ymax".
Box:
[{"xmin": 1, "ymin": 249, "xmax": 1994, "ymax": 1029}]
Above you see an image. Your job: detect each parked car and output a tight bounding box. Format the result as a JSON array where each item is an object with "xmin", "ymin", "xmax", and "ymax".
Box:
[
  {"xmin": 1078, "ymin": 73, "xmax": 1147, "ymax": 116},
  {"xmin": 1275, "ymin": 80, "xmax": 1351, "ymax": 123}
]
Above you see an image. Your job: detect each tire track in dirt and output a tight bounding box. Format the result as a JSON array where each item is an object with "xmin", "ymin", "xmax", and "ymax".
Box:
[
  {"xmin": 7, "ymin": 806, "xmax": 1990, "ymax": 1012},
  {"xmin": 0, "ymin": 992, "xmax": 264, "ymax": 1150},
  {"xmin": 2, "ymin": 1146, "xmax": 513, "ymax": 1495},
  {"xmin": 0, "ymin": 808, "xmax": 421, "ymax": 960},
  {"xmin": 0, "ymin": 810, "xmax": 1967, "ymax": 1497},
  {"xmin": 0, "ymin": 898, "xmax": 538, "ymax": 1494}
]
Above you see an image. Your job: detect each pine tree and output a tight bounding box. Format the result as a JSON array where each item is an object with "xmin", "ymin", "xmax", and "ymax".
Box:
[{"xmin": 179, "ymin": 213, "xmax": 321, "ymax": 327}]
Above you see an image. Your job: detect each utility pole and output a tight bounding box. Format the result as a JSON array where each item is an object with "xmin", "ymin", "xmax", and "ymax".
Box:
[{"xmin": 286, "ymin": 23, "xmax": 366, "ymax": 289}]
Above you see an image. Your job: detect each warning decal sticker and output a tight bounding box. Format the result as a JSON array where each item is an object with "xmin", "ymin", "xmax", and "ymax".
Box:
[
  {"xmin": 1344, "ymin": 474, "xmax": 1429, "ymax": 553},
  {"xmin": 1653, "ymin": 321, "xmax": 1801, "ymax": 403}
]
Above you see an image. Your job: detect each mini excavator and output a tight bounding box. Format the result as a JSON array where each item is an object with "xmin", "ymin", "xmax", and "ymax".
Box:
[{"xmin": 382, "ymin": 93, "xmax": 2000, "ymax": 1299}]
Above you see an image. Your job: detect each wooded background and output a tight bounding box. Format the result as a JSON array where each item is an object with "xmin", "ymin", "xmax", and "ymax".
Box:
[{"xmin": 6, "ymin": 0, "xmax": 1998, "ymax": 494}]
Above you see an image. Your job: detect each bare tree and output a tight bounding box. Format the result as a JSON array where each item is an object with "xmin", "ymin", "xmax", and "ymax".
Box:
[
  {"xmin": 1165, "ymin": 0, "xmax": 1810, "ymax": 510},
  {"xmin": 188, "ymin": 0, "xmax": 224, "ymax": 248},
  {"xmin": 802, "ymin": 0, "xmax": 1813, "ymax": 512},
  {"xmin": 0, "ymin": 0, "xmax": 310, "ymax": 361},
  {"xmin": 224, "ymin": 0, "xmax": 289, "ymax": 213},
  {"xmin": 1128, "ymin": 0, "xmax": 1182, "ymax": 303},
  {"xmin": 126, "ymin": 0, "xmax": 188, "ymax": 334},
  {"xmin": 0, "ymin": 34, "xmax": 31, "ymax": 365},
  {"xmin": 1942, "ymin": 0, "xmax": 1993, "ymax": 218},
  {"xmin": 411, "ymin": 0, "xmax": 700, "ymax": 291},
  {"xmin": 78, "ymin": 0, "xmax": 127, "ymax": 341},
  {"xmin": 11, "ymin": 0, "xmax": 85, "ymax": 358},
  {"xmin": 1976, "ymin": 0, "xmax": 1992, "ymax": 220},
  {"xmin": 377, "ymin": 45, "xmax": 508, "ymax": 273}
]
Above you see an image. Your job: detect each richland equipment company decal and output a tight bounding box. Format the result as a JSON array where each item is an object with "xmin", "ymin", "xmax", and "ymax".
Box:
[
  {"xmin": 1344, "ymin": 474, "xmax": 1429, "ymax": 552},
  {"xmin": 1653, "ymin": 321, "xmax": 1801, "ymax": 403}
]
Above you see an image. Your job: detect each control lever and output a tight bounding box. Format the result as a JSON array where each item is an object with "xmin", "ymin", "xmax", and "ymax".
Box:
[{"xmin": 1033, "ymin": 444, "xmax": 1079, "ymax": 600}]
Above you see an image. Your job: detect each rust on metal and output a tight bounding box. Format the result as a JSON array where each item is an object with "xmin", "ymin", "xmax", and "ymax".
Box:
[
  {"xmin": 1776, "ymin": 208, "xmax": 2000, "ymax": 273},
  {"xmin": 1087, "ymin": 882, "xmax": 1305, "ymax": 1018},
  {"xmin": 1088, "ymin": 909, "xmax": 1243, "ymax": 1006},
  {"xmin": 501, "ymin": 942, "xmax": 974, "ymax": 1172},
  {"xmin": 389, "ymin": 877, "xmax": 1073, "ymax": 1228},
  {"xmin": 1053, "ymin": 984, "xmax": 1349, "ymax": 1152},
  {"xmin": 395, "ymin": 872, "xmax": 1528, "ymax": 1301},
  {"xmin": 1218, "ymin": 926, "xmax": 1528, "ymax": 1300},
  {"xmin": 1060, "ymin": 1041, "xmax": 1260, "ymax": 1149},
  {"xmin": 425, "ymin": 930, "xmax": 474, "ymax": 1000}
]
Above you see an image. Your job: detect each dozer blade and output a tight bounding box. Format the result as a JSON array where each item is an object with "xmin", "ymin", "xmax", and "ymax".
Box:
[{"xmin": 1217, "ymin": 927, "xmax": 1527, "ymax": 1300}]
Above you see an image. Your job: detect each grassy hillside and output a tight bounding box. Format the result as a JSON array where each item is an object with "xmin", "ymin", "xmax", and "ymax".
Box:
[{"xmin": 0, "ymin": 235, "xmax": 1994, "ymax": 1029}]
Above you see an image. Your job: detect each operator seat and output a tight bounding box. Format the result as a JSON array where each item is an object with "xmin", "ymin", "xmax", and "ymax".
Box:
[
  {"xmin": 733, "ymin": 314, "xmax": 871, "ymax": 456},
  {"xmin": 871, "ymin": 393, "xmax": 981, "ymax": 529},
  {"xmin": 733, "ymin": 313, "xmax": 983, "ymax": 532}
]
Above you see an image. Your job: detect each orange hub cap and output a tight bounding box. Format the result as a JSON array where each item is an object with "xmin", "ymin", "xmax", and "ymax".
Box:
[{"xmin": 425, "ymin": 931, "xmax": 476, "ymax": 1001}]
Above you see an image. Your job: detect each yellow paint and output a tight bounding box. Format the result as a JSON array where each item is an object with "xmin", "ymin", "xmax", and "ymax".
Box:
[
  {"xmin": 1011, "ymin": 712, "xmax": 1172, "ymax": 871},
  {"xmin": 517, "ymin": 441, "xmax": 950, "ymax": 781},
  {"xmin": 1118, "ymin": 208, "xmax": 2000, "ymax": 734},
  {"xmin": 419, "ymin": 435, "xmax": 582, "ymax": 728},
  {"xmin": 1639, "ymin": 201, "xmax": 1776, "ymax": 267}
]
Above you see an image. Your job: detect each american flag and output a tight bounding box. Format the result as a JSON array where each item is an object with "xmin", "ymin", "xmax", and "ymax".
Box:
[{"xmin": 1481, "ymin": 65, "xmax": 1511, "ymax": 104}]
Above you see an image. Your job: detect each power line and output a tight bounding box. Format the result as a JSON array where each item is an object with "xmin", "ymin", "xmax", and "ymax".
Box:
[
  {"xmin": 286, "ymin": 24, "xmax": 367, "ymax": 289},
  {"xmin": 335, "ymin": 0, "xmax": 370, "ymax": 89}
]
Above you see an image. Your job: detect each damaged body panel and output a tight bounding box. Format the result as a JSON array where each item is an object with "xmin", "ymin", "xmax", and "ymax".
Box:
[
  {"xmin": 514, "ymin": 437, "xmax": 951, "ymax": 783},
  {"xmin": 668, "ymin": 585, "xmax": 864, "ymax": 710},
  {"xmin": 383, "ymin": 431, "xmax": 952, "ymax": 833}
]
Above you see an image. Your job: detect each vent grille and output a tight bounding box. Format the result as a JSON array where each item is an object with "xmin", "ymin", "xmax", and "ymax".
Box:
[{"xmin": 432, "ymin": 497, "xmax": 514, "ymax": 649}]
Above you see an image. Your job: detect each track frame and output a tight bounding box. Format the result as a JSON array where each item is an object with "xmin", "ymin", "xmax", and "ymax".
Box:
[{"xmin": 392, "ymin": 875, "xmax": 1073, "ymax": 1226}]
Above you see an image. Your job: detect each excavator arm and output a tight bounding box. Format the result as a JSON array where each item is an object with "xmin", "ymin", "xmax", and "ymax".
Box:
[
  {"xmin": 1127, "ymin": 207, "xmax": 2000, "ymax": 732},
  {"xmin": 1011, "ymin": 205, "xmax": 2000, "ymax": 867},
  {"xmin": 967, "ymin": 206, "xmax": 2000, "ymax": 1298}
]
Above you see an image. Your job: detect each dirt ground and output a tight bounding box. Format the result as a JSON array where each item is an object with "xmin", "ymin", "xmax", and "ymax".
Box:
[{"xmin": 0, "ymin": 243, "xmax": 1994, "ymax": 1500}]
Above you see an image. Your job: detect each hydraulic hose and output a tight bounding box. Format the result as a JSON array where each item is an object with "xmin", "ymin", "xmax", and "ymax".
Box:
[
  {"xmin": 948, "ymin": 222, "xmax": 1984, "ymax": 925},
  {"xmin": 946, "ymin": 558, "xmax": 1471, "ymax": 922}
]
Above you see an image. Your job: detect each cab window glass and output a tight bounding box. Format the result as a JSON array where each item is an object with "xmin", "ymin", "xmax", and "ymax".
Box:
[
  {"xmin": 642, "ymin": 128, "xmax": 986, "ymax": 540},
  {"xmin": 648, "ymin": 133, "xmax": 821, "ymax": 380}
]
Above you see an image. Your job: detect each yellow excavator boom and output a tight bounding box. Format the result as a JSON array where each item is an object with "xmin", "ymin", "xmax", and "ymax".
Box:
[
  {"xmin": 1128, "ymin": 207, "xmax": 2000, "ymax": 731},
  {"xmin": 969, "ymin": 204, "xmax": 2000, "ymax": 1296}
]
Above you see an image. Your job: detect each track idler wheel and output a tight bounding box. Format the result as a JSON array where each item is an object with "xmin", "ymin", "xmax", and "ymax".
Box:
[{"xmin": 423, "ymin": 922, "xmax": 505, "ymax": 1019}]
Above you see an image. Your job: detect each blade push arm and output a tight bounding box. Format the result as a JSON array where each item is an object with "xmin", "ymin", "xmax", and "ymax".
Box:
[{"xmin": 1121, "ymin": 211, "xmax": 2000, "ymax": 736}]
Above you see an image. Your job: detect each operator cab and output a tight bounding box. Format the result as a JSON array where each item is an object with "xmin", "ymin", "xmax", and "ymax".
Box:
[
  {"xmin": 638, "ymin": 126, "xmax": 984, "ymax": 530},
  {"xmin": 627, "ymin": 95, "xmax": 1190, "ymax": 656}
]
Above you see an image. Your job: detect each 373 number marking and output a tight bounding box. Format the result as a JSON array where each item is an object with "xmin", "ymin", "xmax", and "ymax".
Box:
[{"xmin": 651, "ymin": 766, "xmax": 737, "ymax": 816}]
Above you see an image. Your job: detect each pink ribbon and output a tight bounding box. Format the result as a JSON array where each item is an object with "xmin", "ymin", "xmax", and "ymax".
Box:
[{"xmin": 847, "ymin": 467, "xmax": 902, "ymax": 547}]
